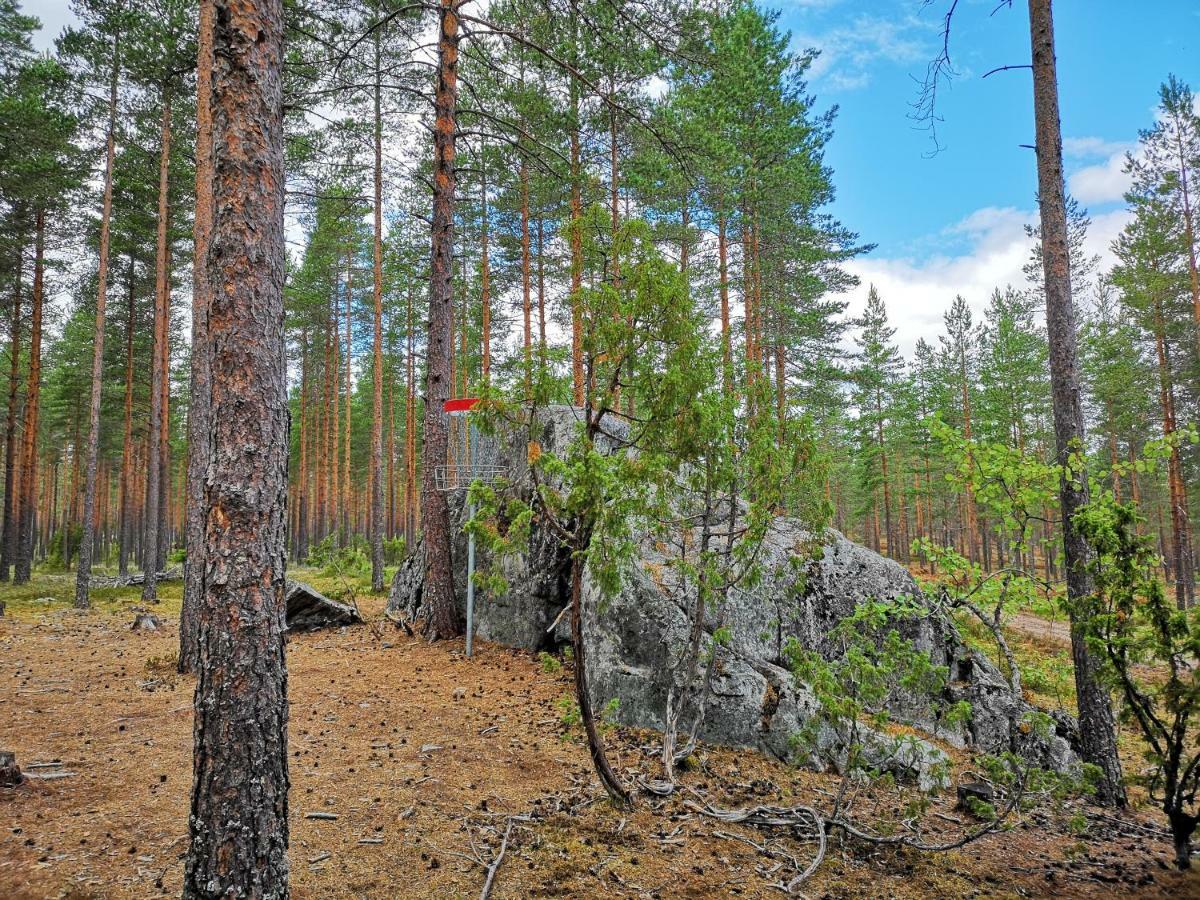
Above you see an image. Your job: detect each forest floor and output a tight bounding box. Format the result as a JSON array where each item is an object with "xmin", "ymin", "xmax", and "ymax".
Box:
[{"xmin": 2, "ymin": 570, "xmax": 1200, "ymax": 899}]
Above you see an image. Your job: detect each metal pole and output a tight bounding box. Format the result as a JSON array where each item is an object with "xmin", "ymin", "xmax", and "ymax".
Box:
[
  {"xmin": 466, "ymin": 416, "xmax": 477, "ymax": 658},
  {"xmin": 466, "ymin": 498, "xmax": 475, "ymax": 657}
]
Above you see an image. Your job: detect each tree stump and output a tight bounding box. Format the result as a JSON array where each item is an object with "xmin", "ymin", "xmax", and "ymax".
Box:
[
  {"xmin": 131, "ymin": 609, "xmax": 163, "ymax": 632},
  {"xmin": 0, "ymin": 751, "xmax": 22, "ymax": 787}
]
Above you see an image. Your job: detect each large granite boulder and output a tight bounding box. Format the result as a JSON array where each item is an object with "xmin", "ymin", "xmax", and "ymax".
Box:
[{"xmin": 389, "ymin": 406, "xmax": 1076, "ymax": 781}]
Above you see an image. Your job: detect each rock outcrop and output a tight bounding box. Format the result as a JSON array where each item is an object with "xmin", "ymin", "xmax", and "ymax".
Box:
[
  {"xmin": 389, "ymin": 406, "xmax": 1076, "ymax": 782},
  {"xmin": 286, "ymin": 580, "xmax": 362, "ymax": 631}
]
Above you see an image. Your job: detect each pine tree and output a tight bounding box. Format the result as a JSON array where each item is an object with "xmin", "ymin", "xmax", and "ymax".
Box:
[
  {"xmin": 183, "ymin": 0, "xmax": 290, "ymax": 891},
  {"xmin": 1028, "ymin": 0, "xmax": 1125, "ymax": 807},
  {"xmin": 851, "ymin": 286, "xmax": 903, "ymax": 556}
]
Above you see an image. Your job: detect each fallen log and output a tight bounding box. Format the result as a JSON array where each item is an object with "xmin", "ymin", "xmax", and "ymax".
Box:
[
  {"xmin": 91, "ymin": 567, "xmax": 183, "ymax": 589},
  {"xmin": 285, "ymin": 580, "xmax": 362, "ymax": 632}
]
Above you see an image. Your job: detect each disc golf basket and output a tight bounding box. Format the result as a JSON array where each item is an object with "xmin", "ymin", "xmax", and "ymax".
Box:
[{"xmin": 435, "ymin": 398, "xmax": 507, "ymax": 657}]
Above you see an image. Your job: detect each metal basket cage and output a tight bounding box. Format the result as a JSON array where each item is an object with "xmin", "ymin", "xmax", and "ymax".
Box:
[
  {"xmin": 434, "ymin": 463, "xmax": 509, "ymax": 492},
  {"xmin": 437, "ymin": 411, "xmax": 508, "ymax": 493}
]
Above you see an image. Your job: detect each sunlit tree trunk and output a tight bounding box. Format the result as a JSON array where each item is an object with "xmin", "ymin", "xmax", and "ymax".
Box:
[
  {"xmin": 15, "ymin": 209, "xmax": 45, "ymax": 584},
  {"xmin": 420, "ymin": 0, "xmax": 464, "ymax": 639},
  {"xmin": 370, "ymin": 26, "xmax": 386, "ymax": 591},
  {"xmin": 0, "ymin": 234, "xmax": 23, "ymax": 583},
  {"xmin": 143, "ymin": 88, "xmax": 173, "ymax": 602},
  {"xmin": 520, "ymin": 158, "xmax": 532, "ymax": 393},
  {"xmin": 182, "ymin": 0, "xmax": 290, "ymax": 890},
  {"xmin": 75, "ymin": 39, "xmax": 120, "ymax": 610},
  {"xmin": 1152, "ymin": 294, "xmax": 1193, "ymax": 608},
  {"xmin": 118, "ymin": 259, "xmax": 136, "ymax": 577},
  {"xmin": 1028, "ymin": 0, "xmax": 1125, "ymax": 806}
]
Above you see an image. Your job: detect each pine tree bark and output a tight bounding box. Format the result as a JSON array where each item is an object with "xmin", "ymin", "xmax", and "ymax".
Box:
[
  {"xmin": 297, "ymin": 329, "xmax": 310, "ymax": 562},
  {"xmin": 1028, "ymin": 0, "xmax": 1125, "ymax": 806},
  {"xmin": 182, "ymin": 0, "xmax": 290, "ymax": 891},
  {"xmin": 481, "ymin": 154, "xmax": 492, "ymax": 384},
  {"xmin": 343, "ymin": 256, "xmax": 352, "ymax": 541},
  {"xmin": 370, "ymin": 27, "xmax": 386, "ymax": 592},
  {"xmin": 15, "ymin": 210, "xmax": 45, "ymax": 584},
  {"xmin": 75, "ymin": 40, "xmax": 120, "ymax": 609},
  {"xmin": 520, "ymin": 157, "xmax": 532, "ymax": 393},
  {"xmin": 143, "ymin": 89, "xmax": 173, "ymax": 602},
  {"xmin": 405, "ymin": 285, "xmax": 416, "ymax": 541},
  {"xmin": 330, "ymin": 293, "xmax": 340, "ymax": 541},
  {"xmin": 1, "ymin": 234, "xmax": 23, "ymax": 583},
  {"xmin": 420, "ymin": 0, "xmax": 464, "ymax": 640},
  {"xmin": 717, "ymin": 208, "xmax": 731, "ymax": 395},
  {"xmin": 118, "ymin": 259, "xmax": 136, "ymax": 577},
  {"xmin": 568, "ymin": 13, "xmax": 584, "ymax": 405},
  {"xmin": 1152, "ymin": 294, "xmax": 1193, "ymax": 608}
]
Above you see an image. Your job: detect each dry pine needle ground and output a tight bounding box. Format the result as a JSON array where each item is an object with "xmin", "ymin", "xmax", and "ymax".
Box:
[{"xmin": 1, "ymin": 576, "xmax": 1199, "ymax": 899}]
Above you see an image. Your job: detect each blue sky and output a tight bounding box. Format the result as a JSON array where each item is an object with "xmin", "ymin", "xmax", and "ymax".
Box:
[
  {"xmin": 29, "ymin": 0, "xmax": 1200, "ymax": 351},
  {"xmin": 785, "ymin": 0, "xmax": 1200, "ymax": 348}
]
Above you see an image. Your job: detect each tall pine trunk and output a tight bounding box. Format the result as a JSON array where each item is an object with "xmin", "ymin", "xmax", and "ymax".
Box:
[
  {"xmin": 15, "ymin": 210, "xmax": 45, "ymax": 584},
  {"xmin": 143, "ymin": 89, "xmax": 173, "ymax": 602},
  {"xmin": 182, "ymin": 0, "xmax": 290, "ymax": 890},
  {"xmin": 118, "ymin": 259, "xmax": 136, "ymax": 577},
  {"xmin": 1028, "ymin": 0, "xmax": 1125, "ymax": 806},
  {"xmin": 520, "ymin": 157, "xmax": 532, "ymax": 393},
  {"xmin": 1152, "ymin": 295, "xmax": 1193, "ymax": 608},
  {"xmin": 1, "ymin": 233, "xmax": 23, "ymax": 583},
  {"xmin": 181, "ymin": 0, "xmax": 211, "ymax": 672},
  {"xmin": 405, "ymin": 285, "xmax": 416, "ymax": 541},
  {"xmin": 75, "ymin": 40, "xmax": 120, "ymax": 610},
  {"xmin": 370, "ymin": 26, "xmax": 386, "ymax": 592},
  {"xmin": 419, "ymin": 0, "xmax": 464, "ymax": 639}
]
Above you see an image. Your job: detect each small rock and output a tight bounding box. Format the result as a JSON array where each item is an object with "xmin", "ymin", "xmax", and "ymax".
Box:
[{"xmin": 956, "ymin": 780, "xmax": 995, "ymax": 811}]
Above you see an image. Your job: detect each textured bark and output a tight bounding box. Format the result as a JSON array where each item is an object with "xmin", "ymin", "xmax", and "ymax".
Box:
[
  {"xmin": 14, "ymin": 212, "xmax": 45, "ymax": 583},
  {"xmin": 182, "ymin": 0, "xmax": 290, "ymax": 893},
  {"xmin": 343, "ymin": 256, "xmax": 352, "ymax": 540},
  {"xmin": 157, "ymin": 240, "xmax": 172, "ymax": 573},
  {"xmin": 318, "ymin": 318, "xmax": 331, "ymax": 541},
  {"xmin": 387, "ymin": 317, "xmax": 396, "ymax": 539},
  {"xmin": 297, "ymin": 329, "xmax": 310, "ymax": 561},
  {"xmin": 420, "ymin": 0, "xmax": 464, "ymax": 640},
  {"xmin": 330, "ymin": 293, "xmax": 340, "ymax": 540},
  {"xmin": 480, "ymin": 156, "xmax": 492, "ymax": 383},
  {"xmin": 570, "ymin": 541, "xmax": 631, "ymax": 807},
  {"xmin": 182, "ymin": 0, "xmax": 213, "ymax": 678},
  {"xmin": 405, "ymin": 285, "xmax": 416, "ymax": 541},
  {"xmin": 0, "ymin": 235, "xmax": 22, "ymax": 583},
  {"xmin": 75, "ymin": 42, "xmax": 120, "ymax": 610},
  {"xmin": 1028, "ymin": 0, "xmax": 1125, "ymax": 807},
  {"xmin": 1172, "ymin": 109, "xmax": 1200, "ymax": 355},
  {"xmin": 1152, "ymin": 296, "xmax": 1193, "ymax": 608},
  {"xmin": 118, "ymin": 259, "xmax": 136, "ymax": 577},
  {"xmin": 536, "ymin": 216, "xmax": 547, "ymax": 360},
  {"xmin": 370, "ymin": 27, "xmax": 386, "ymax": 592},
  {"xmin": 741, "ymin": 207, "xmax": 756, "ymax": 390},
  {"xmin": 142, "ymin": 89, "xmax": 173, "ymax": 603},
  {"xmin": 717, "ymin": 209, "xmax": 731, "ymax": 395},
  {"xmin": 520, "ymin": 157, "xmax": 532, "ymax": 393},
  {"xmin": 568, "ymin": 24, "xmax": 584, "ymax": 405},
  {"xmin": 876, "ymin": 391, "xmax": 893, "ymax": 558}
]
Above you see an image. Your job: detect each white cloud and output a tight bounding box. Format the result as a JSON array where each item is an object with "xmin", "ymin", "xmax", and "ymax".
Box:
[
  {"xmin": 842, "ymin": 204, "xmax": 1130, "ymax": 355},
  {"xmin": 1068, "ymin": 150, "xmax": 1132, "ymax": 206},
  {"xmin": 797, "ymin": 12, "xmax": 932, "ymax": 92},
  {"xmin": 1062, "ymin": 136, "xmax": 1131, "ymax": 160}
]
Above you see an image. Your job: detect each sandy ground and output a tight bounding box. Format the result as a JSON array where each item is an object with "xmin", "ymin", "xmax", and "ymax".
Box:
[{"xmin": 2, "ymin": 588, "xmax": 1200, "ymax": 899}]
